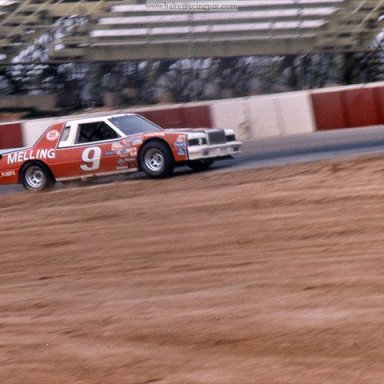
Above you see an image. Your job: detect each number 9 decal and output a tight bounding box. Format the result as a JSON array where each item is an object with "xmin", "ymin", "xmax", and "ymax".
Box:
[{"xmin": 81, "ymin": 147, "xmax": 102, "ymax": 171}]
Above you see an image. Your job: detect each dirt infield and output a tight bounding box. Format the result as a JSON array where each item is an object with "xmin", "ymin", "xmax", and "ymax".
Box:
[{"xmin": 2, "ymin": 156, "xmax": 384, "ymax": 384}]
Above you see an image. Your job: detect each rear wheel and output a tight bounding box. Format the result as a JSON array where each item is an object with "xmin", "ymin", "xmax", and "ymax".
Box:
[
  {"xmin": 139, "ymin": 141, "xmax": 175, "ymax": 178},
  {"xmin": 187, "ymin": 159, "xmax": 214, "ymax": 172},
  {"xmin": 21, "ymin": 163, "xmax": 54, "ymax": 192}
]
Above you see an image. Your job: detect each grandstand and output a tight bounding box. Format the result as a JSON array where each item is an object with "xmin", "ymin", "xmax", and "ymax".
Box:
[
  {"xmin": 0, "ymin": 0, "xmax": 383, "ymax": 63},
  {"xmin": 0, "ymin": 0, "xmax": 383, "ymax": 111},
  {"xmin": 0, "ymin": 0, "xmax": 122, "ymax": 63}
]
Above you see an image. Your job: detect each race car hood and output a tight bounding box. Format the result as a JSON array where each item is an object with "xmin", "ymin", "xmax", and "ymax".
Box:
[{"xmin": 164, "ymin": 128, "xmax": 221, "ymax": 134}]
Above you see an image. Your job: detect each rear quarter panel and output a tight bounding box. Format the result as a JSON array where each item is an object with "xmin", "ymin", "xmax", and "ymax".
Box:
[{"xmin": 0, "ymin": 123, "xmax": 64, "ymax": 184}]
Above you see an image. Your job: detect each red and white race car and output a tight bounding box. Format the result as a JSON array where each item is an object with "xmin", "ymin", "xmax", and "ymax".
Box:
[{"xmin": 0, "ymin": 113, "xmax": 241, "ymax": 192}]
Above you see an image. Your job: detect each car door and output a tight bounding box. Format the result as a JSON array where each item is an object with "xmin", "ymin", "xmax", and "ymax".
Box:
[{"xmin": 52, "ymin": 119, "xmax": 124, "ymax": 180}]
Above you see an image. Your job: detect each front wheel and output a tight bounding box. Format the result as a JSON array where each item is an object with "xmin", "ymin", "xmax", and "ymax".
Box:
[
  {"xmin": 187, "ymin": 159, "xmax": 214, "ymax": 172},
  {"xmin": 139, "ymin": 141, "xmax": 175, "ymax": 178},
  {"xmin": 21, "ymin": 163, "xmax": 54, "ymax": 192}
]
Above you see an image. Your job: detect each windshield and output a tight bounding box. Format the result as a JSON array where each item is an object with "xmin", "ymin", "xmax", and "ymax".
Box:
[{"xmin": 109, "ymin": 115, "xmax": 162, "ymax": 136}]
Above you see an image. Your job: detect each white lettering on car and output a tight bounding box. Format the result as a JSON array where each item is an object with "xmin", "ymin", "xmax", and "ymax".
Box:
[
  {"xmin": 7, "ymin": 152, "xmax": 17, "ymax": 164},
  {"xmin": 47, "ymin": 148, "xmax": 56, "ymax": 159},
  {"xmin": 80, "ymin": 147, "xmax": 102, "ymax": 171},
  {"xmin": 0, "ymin": 170, "xmax": 15, "ymax": 178},
  {"xmin": 7, "ymin": 149, "xmax": 56, "ymax": 164}
]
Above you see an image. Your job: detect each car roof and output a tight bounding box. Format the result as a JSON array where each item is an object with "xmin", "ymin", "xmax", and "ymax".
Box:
[{"xmin": 64, "ymin": 113, "xmax": 137, "ymax": 124}]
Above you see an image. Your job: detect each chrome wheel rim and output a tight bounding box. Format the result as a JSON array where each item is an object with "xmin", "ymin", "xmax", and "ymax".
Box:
[
  {"xmin": 144, "ymin": 149, "xmax": 164, "ymax": 172},
  {"xmin": 25, "ymin": 166, "xmax": 46, "ymax": 189}
]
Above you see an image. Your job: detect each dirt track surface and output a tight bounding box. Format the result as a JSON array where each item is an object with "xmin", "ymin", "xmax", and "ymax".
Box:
[{"xmin": 2, "ymin": 156, "xmax": 384, "ymax": 384}]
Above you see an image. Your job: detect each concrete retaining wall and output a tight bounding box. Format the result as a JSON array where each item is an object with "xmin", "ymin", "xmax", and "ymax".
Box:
[
  {"xmin": 245, "ymin": 91, "xmax": 316, "ymax": 138},
  {"xmin": 0, "ymin": 94, "xmax": 59, "ymax": 112},
  {"xmin": 22, "ymin": 118, "xmax": 58, "ymax": 147},
  {"xmin": 0, "ymin": 122, "xmax": 23, "ymax": 149},
  {"xmin": 1, "ymin": 81, "xmax": 383, "ymax": 149},
  {"xmin": 210, "ymin": 99, "xmax": 250, "ymax": 140},
  {"xmin": 311, "ymin": 82, "xmax": 384, "ymax": 130}
]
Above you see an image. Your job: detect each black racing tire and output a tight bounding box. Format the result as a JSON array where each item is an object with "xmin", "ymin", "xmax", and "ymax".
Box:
[
  {"xmin": 139, "ymin": 141, "xmax": 175, "ymax": 178},
  {"xmin": 187, "ymin": 159, "xmax": 214, "ymax": 172},
  {"xmin": 21, "ymin": 162, "xmax": 54, "ymax": 192}
]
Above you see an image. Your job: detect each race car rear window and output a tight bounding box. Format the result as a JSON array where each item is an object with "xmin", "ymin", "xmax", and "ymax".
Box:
[{"xmin": 109, "ymin": 115, "xmax": 162, "ymax": 136}]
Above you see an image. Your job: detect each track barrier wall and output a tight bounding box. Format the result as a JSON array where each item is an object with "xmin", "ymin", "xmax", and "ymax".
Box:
[
  {"xmin": 0, "ymin": 122, "xmax": 23, "ymax": 149},
  {"xmin": 210, "ymin": 99, "xmax": 251, "ymax": 140},
  {"xmin": 247, "ymin": 95, "xmax": 282, "ymax": 138},
  {"xmin": 137, "ymin": 104, "xmax": 212, "ymax": 129},
  {"xmin": 247, "ymin": 91, "xmax": 316, "ymax": 138},
  {"xmin": 0, "ymin": 94, "xmax": 59, "ymax": 112},
  {"xmin": 311, "ymin": 82, "xmax": 384, "ymax": 130},
  {"xmin": 1, "ymin": 82, "xmax": 384, "ymax": 149},
  {"xmin": 22, "ymin": 118, "xmax": 58, "ymax": 148}
]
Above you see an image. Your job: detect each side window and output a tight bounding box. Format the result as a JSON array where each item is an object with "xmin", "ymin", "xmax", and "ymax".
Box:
[
  {"xmin": 59, "ymin": 125, "xmax": 71, "ymax": 146},
  {"xmin": 76, "ymin": 121, "xmax": 118, "ymax": 144}
]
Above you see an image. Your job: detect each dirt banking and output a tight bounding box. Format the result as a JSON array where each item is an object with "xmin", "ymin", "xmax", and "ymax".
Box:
[{"xmin": 2, "ymin": 156, "xmax": 384, "ymax": 384}]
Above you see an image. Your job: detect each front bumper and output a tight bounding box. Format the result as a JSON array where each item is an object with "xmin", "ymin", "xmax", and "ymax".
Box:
[{"xmin": 187, "ymin": 141, "xmax": 242, "ymax": 160}]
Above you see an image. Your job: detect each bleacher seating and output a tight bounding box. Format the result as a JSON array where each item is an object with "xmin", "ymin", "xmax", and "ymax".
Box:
[
  {"xmin": 54, "ymin": 0, "xmax": 343, "ymax": 60},
  {"xmin": 317, "ymin": 0, "xmax": 384, "ymax": 51},
  {"xmin": 0, "ymin": 1, "xmax": 19, "ymax": 25},
  {"xmin": 49, "ymin": 0, "xmax": 384, "ymax": 62},
  {"xmin": 0, "ymin": 0, "xmax": 383, "ymax": 62},
  {"xmin": 0, "ymin": 0, "xmax": 383, "ymax": 109},
  {"xmin": 0, "ymin": 0, "xmax": 122, "ymax": 61}
]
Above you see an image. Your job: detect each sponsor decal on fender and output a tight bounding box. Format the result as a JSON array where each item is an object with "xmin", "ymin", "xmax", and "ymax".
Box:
[
  {"xmin": 111, "ymin": 140, "xmax": 130, "ymax": 157},
  {"xmin": 0, "ymin": 170, "xmax": 15, "ymax": 178},
  {"xmin": 7, "ymin": 149, "xmax": 56, "ymax": 165},
  {"xmin": 116, "ymin": 158, "xmax": 129, "ymax": 169},
  {"xmin": 130, "ymin": 137, "xmax": 143, "ymax": 145},
  {"xmin": 46, "ymin": 129, "xmax": 60, "ymax": 141},
  {"xmin": 128, "ymin": 147, "xmax": 137, "ymax": 157},
  {"xmin": 175, "ymin": 135, "xmax": 187, "ymax": 156},
  {"xmin": 175, "ymin": 135, "xmax": 186, "ymax": 147},
  {"xmin": 111, "ymin": 140, "xmax": 138, "ymax": 159}
]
